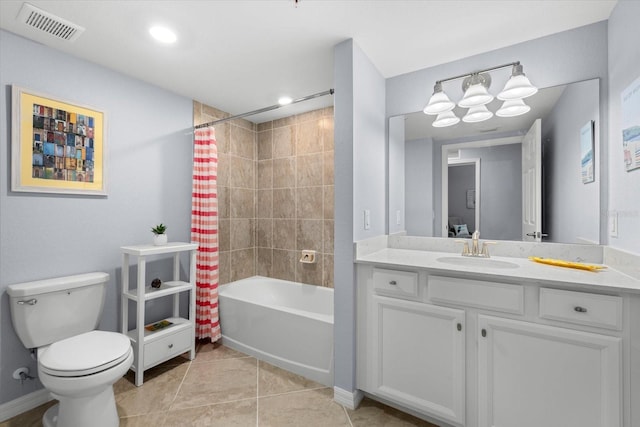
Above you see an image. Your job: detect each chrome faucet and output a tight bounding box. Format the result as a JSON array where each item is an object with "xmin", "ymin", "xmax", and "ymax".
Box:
[{"xmin": 456, "ymin": 229, "xmax": 496, "ymax": 258}]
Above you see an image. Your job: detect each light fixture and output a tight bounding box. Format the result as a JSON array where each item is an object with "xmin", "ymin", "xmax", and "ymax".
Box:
[
  {"xmin": 463, "ymin": 105, "xmax": 493, "ymax": 123},
  {"xmin": 423, "ymin": 61, "xmax": 537, "ymax": 128},
  {"xmin": 423, "ymin": 82, "xmax": 455, "ymax": 115},
  {"xmin": 278, "ymin": 96, "xmax": 293, "ymax": 106},
  {"xmin": 498, "ymin": 64, "xmax": 538, "ymax": 100},
  {"xmin": 433, "ymin": 110, "xmax": 460, "ymax": 128},
  {"xmin": 149, "ymin": 25, "xmax": 177, "ymax": 44},
  {"xmin": 496, "ymin": 99, "xmax": 531, "ymax": 117},
  {"xmin": 458, "ymin": 74, "xmax": 493, "ymax": 108}
]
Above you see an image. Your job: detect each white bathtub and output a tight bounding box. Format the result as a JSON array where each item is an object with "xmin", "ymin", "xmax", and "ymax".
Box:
[{"xmin": 218, "ymin": 276, "xmax": 334, "ymax": 386}]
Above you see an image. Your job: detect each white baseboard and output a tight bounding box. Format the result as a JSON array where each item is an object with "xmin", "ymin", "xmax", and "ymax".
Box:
[
  {"xmin": 333, "ymin": 386, "xmax": 364, "ymax": 410},
  {"xmin": 0, "ymin": 389, "xmax": 52, "ymax": 422}
]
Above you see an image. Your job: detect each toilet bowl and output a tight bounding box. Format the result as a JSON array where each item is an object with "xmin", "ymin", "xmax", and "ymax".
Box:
[
  {"xmin": 37, "ymin": 331, "xmax": 133, "ymax": 427},
  {"xmin": 6, "ymin": 273, "xmax": 133, "ymax": 427}
]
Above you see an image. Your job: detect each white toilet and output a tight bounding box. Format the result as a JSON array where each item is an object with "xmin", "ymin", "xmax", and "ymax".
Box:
[{"xmin": 7, "ymin": 272, "xmax": 133, "ymax": 427}]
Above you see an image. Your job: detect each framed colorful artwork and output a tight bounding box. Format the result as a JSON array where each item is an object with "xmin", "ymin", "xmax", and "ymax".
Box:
[
  {"xmin": 580, "ymin": 120, "xmax": 595, "ymax": 184},
  {"xmin": 11, "ymin": 85, "xmax": 107, "ymax": 195}
]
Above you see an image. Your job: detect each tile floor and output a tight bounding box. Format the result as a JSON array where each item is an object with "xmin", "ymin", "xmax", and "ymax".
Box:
[{"xmin": 1, "ymin": 342, "xmax": 438, "ymax": 427}]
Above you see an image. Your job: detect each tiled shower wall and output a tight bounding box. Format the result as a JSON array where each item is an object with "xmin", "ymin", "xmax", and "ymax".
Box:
[{"xmin": 193, "ymin": 102, "xmax": 334, "ymax": 287}]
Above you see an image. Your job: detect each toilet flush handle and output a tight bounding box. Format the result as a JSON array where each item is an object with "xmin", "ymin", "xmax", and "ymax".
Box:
[{"xmin": 17, "ymin": 299, "xmax": 37, "ymax": 305}]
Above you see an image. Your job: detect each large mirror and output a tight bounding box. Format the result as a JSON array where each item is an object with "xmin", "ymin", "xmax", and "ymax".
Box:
[{"xmin": 389, "ymin": 78, "xmax": 601, "ymax": 244}]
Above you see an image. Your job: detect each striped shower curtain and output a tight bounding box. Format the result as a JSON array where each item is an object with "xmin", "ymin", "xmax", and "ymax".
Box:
[{"xmin": 191, "ymin": 126, "xmax": 221, "ymax": 341}]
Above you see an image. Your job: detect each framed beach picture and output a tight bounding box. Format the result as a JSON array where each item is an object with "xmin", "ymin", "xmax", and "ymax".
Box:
[
  {"xmin": 11, "ymin": 85, "xmax": 107, "ymax": 195},
  {"xmin": 622, "ymin": 76, "xmax": 640, "ymax": 172},
  {"xmin": 580, "ymin": 120, "xmax": 595, "ymax": 184}
]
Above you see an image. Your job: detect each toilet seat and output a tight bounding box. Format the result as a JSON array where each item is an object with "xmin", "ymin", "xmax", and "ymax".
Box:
[{"xmin": 39, "ymin": 330, "xmax": 132, "ymax": 377}]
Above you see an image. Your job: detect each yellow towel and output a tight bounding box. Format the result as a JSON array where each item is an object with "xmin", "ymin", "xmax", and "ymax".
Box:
[{"xmin": 528, "ymin": 257, "xmax": 606, "ymax": 272}]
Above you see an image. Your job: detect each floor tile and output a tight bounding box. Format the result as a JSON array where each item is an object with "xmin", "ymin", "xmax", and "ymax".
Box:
[
  {"xmin": 0, "ymin": 400, "xmax": 56, "ymax": 427},
  {"xmin": 120, "ymin": 411, "xmax": 167, "ymax": 427},
  {"xmin": 193, "ymin": 340, "xmax": 248, "ymax": 363},
  {"xmin": 164, "ymin": 399, "xmax": 256, "ymax": 427},
  {"xmin": 258, "ymin": 388, "xmax": 350, "ymax": 427},
  {"xmin": 114, "ymin": 361, "xmax": 189, "ymax": 417},
  {"xmin": 171, "ymin": 357, "xmax": 257, "ymax": 410},
  {"xmin": 258, "ymin": 360, "xmax": 324, "ymax": 397},
  {"xmin": 347, "ymin": 397, "xmax": 439, "ymax": 427}
]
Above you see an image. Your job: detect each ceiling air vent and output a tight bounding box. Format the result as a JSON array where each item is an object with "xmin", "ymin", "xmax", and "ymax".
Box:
[{"xmin": 17, "ymin": 3, "xmax": 85, "ymax": 42}]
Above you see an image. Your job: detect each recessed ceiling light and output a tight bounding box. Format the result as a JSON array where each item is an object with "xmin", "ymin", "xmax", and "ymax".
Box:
[
  {"xmin": 278, "ymin": 96, "xmax": 293, "ymax": 106},
  {"xmin": 149, "ymin": 26, "xmax": 177, "ymax": 44}
]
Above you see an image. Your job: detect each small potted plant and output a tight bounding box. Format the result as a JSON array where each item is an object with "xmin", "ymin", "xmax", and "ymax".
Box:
[{"xmin": 151, "ymin": 223, "xmax": 168, "ymax": 246}]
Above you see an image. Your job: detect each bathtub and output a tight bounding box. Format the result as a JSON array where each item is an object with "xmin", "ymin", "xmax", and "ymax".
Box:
[{"xmin": 218, "ymin": 276, "xmax": 334, "ymax": 386}]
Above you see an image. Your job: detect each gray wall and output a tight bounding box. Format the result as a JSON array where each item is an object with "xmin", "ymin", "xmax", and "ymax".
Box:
[
  {"xmin": 460, "ymin": 144, "xmax": 522, "ymax": 241},
  {"xmin": 388, "ymin": 115, "xmax": 405, "ymax": 234},
  {"xmin": 542, "ymin": 79, "xmax": 600, "ymax": 244},
  {"xmin": 0, "ymin": 30, "xmax": 193, "ymax": 404},
  {"xmin": 405, "ymin": 138, "xmax": 434, "ymax": 236},
  {"xmin": 608, "ymin": 1, "xmax": 640, "ymax": 254},
  {"xmin": 334, "ymin": 38, "xmax": 386, "ymax": 393},
  {"xmin": 448, "ymin": 164, "xmax": 476, "ymax": 233}
]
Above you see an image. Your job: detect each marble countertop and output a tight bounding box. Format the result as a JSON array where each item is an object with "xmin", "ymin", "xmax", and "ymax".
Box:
[{"xmin": 356, "ymin": 248, "xmax": 640, "ymax": 294}]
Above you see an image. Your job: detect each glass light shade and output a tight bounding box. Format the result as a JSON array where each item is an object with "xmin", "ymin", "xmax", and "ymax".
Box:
[
  {"xmin": 424, "ymin": 90, "xmax": 455, "ymax": 115},
  {"xmin": 458, "ymin": 83, "xmax": 494, "ymax": 108},
  {"xmin": 462, "ymin": 105, "xmax": 493, "ymax": 123},
  {"xmin": 432, "ymin": 111, "xmax": 460, "ymax": 128},
  {"xmin": 498, "ymin": 74, "xmax": 538, "ymax": 100},
  {"xmin": 496, "ymin": 99, "xmax": 531, "ymax": 117}
]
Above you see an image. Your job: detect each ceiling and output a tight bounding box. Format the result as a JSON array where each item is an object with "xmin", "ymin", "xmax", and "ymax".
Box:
[{"xmin": 0, "ymin": 1, "xmax": 616, "ymax": 123}]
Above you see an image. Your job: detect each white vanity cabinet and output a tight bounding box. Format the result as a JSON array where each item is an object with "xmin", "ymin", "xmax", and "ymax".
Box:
[
  {"xmin": 357, "ymin": 263, "xmax": 629, "ymax": 427},
  {"xmin": 477, "ymin": 315, "xmax": 621, "ymax": 427},
  {"xmin": 359, "ymin": 267, "xmax": 466, "ymax": 425},
  {"xmin": 120, "ymin": 242, "xmax": 198, "ymax": 386}
]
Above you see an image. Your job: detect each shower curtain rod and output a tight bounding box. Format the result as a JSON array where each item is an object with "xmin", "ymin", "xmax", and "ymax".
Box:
[{"xmin": 194, "ymin": 88, "xmax": 335, "ymax": 129}]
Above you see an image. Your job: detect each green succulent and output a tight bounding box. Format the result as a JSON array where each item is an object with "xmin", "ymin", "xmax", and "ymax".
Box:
[{"xmin": 151, "ymin": 223, "xmax": 167, "ymax": 235}]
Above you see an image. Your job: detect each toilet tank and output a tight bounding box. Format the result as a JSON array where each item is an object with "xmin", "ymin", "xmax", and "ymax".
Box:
[{"xmin": 6, "ymin": 272, "xmax": 109, "ymax": 349}]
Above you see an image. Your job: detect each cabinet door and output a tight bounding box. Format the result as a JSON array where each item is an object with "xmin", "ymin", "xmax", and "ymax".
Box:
[
  {"xmin": 478, "ymin": 315, "xmax": 621, "ymax": 427},
  {"xmin": 372, "ymin": 295, "xmax": 465, "ymax": 425}
]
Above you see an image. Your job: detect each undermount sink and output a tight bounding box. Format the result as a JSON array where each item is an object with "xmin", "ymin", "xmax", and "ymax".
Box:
[{"xmin": 436, "ymin": 256, "xmax": 519, "ymax": 269}]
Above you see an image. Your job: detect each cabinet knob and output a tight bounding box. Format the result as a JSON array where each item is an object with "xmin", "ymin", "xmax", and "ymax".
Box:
[
  {"xmin": 481, "ymin": 329, "xmax": 487, "ymax": 338},
  {"xmin": 457, "ymin": 323, "xmax": 462, "ymax": 331},
  {"xmin": 389, "ymin": 280, "xmax": 397, "ymax": 285},
  {"xmin": 574, "ymin": 306, "xmax": 588, "ymax": 313},
  {"xmin": 168, "ymin": 343, "xmax": 174, "ymax": 349}
]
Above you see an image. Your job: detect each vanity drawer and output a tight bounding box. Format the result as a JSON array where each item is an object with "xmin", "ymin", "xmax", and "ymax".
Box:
[
  {"xmin": 373, "ymin": 268, "xmax": 419, "ymax": 299},
  {"xmin": 143, "ymin": 327, "xmax": 191, "ymax": 368},
  {"xmin": 539, "ymin": 288, "xmax": 622, "ymax": 330},
  {"xmin": 428, "ymin": 275, "xmax": 524, "ymax": 314}
]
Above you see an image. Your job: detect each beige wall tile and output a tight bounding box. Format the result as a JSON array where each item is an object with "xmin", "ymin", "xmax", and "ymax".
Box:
[
  {"xmin": 257, "ymin": 160, "xmax": 273, "ymax": 189},
  {"xmin": 201, "ymin": 104, "xmax": 229, "ymax": 121},
  {"xmin": 297, "ymin": 153, "xmax": 323, "ymax": 187},
  {"xmin": 215, "ymin": 123, "xmax": 230, "ymax": 155},
  {"xmin": 296, "ymin": 120, "xmax": 322, "ymax": 155},
  {"xmin": 231, "ymin": 218, "xmax": 255, "ymax": 250},
  {"xmin": 256, "ymin": 218, "xmax": 273, "ymax": 248},
  {"xmin": 323, "ymin": 254, "xmax": 334, "ymax": 288},
  {"xmin": 258, "ymin": 130, "xmax": 273, "ymax": 160},
  {"xmin": 218, "ymin": 219, "xmax": 231, "ymax": 252},
  {"xmin": 272, "ymin": 249, "xmax": 295, "ymax": 282},
  {"xmin": 257, "ymin": 248, "xmax": 273, "ymax": 277},
  {"xmin": 230, "ymin": 248, "xmax": 255, "ymax": 282},
  {"xmin": 217, "ymin": 153, "xmax": 230, "ymax": 187},
  {"xmin": 296, "ymin": 219, "xmax": 323, "ymax": 253},
  {"xmin": 323, "ymin": 186, "xmax": 334, "ymax": 220},
  {"xmin": 230, "ymin": 188, "xmax": 255, "ymax": 219},
  {"xmin": 218, "ymin": 251, "xmax": 231, "ymax": 285},
  {"xmin": 323, "ymin": 220, "xmax": 334, "ymax": 254},
  {"xmin": 257, "ymin": 189, "xmax": 273, "ymax": 219},
  {"xmin": 272, "ymin": 116, "xmax": 296, "ymax": 129},
  {"xmin": 296, "ymin": 257, "xmax": 323, "ymax": 286},
  {"xmin": 322, "ymin": 117, "xmax": 334, "ymax": 152},
  {"xmin": 218, "ymin": 185, "xmax": 230, "ymax": 219},
  {"xmin": 273, "ymin": 188, "xmax": 295, "ymax": 219},
  {"xmin": 257, "ymin": 121, "xmax": 272, "ymax": 132},
  {"xmin": 296, "ymin": 186, "xmax": 323, "ymax": 219},
  {"xmin": 273, "ymin": 219, "xmax": 296, "ymax": 250},
  {"xmin": 273, "ymin": 126, "xmax": 295, "ymax": 158},
  {"xmin": 323, "ymin": 151, "xmax": 334, "ymax": 185},
  {"xmin": 230, "ymin": 125, "xmax": 255, "ymax": 160},
  {"xmin": 230, "ymin": 156, "xmax": 255, "ymax": 189},
  {"xmin": 273, "ymin": 158, "xmax": 295, "ymax": 188}
]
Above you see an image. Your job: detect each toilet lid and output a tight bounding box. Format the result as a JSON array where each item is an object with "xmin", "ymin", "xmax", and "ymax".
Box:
[{"xmin": 39, "ymin": 331, "xmax": 132, "ymax": 377}]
